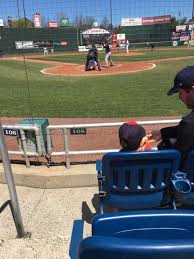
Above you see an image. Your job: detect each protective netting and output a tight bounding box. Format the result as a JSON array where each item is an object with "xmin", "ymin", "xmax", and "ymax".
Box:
[{"xmin": 0, "ymin": 0, "xmax": 192, "ymax": 164}]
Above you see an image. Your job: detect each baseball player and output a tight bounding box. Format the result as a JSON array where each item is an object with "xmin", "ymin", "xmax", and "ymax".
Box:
[
  {"xmin": 126, "ymin": 39, "xmax": 129, "ymax": 53},
  {"xmin": 43, "ymin": 47, "xmax": 48, "ymax": 55},
  {"xmin": 103, "ymin": 41, "xmax": 113, "ymax": 68}
]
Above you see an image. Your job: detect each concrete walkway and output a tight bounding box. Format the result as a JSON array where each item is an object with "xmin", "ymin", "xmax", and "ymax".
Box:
[
  {"xmin": 0, "ymin": 183, "xmax": 98, "ymax": 259},
  {"xmin": 0, "ymin": 162, "xmax": 100, "ymax": 258}
]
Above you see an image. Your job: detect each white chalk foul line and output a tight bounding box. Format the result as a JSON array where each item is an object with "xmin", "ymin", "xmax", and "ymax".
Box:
[
  {"xmin": 40, "ymin": 65, "xmax": 63, "ymax": 75},
  {"xmin": 126, "ymin": 63, "xmax": 156, "ymax": 73},
  {"xmin": 40, "ymin": 62, "xmax": 156, "ymax": 76}
]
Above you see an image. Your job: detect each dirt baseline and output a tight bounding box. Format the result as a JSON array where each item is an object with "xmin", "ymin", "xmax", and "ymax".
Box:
[{"xmin": 41, "ymin": 62, "xmax": 156, "ymax": 76}]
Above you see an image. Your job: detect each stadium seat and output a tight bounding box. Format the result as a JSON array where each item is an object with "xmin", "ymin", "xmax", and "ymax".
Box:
[
  {"xmin": 96, "ymin": 150, "xmax": 181, "ymax": 214},
  {"xmin": 174, "ymin": 150, "xmax": 194, "ymax": 206},
  {"xmin": 78, "ymin": 210, "xmax": 194, "ymax": 259}
]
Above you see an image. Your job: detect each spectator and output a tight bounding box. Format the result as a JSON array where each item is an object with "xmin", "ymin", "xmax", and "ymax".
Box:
[
  {"xmin": 119, "ymin": 121, "xmax": 151, "ymax": 152},
  {"xmin": 188, "ymin": 40, "xmax": 192, "ymax": 48},
  {"xmin": 116, "ymin": 41, "xmax": 120, "ymax": 52},
  {"xmin": 43, "ymin": 47, "xmax": 48, "ymax": 55},
  {"xmin": 147, "ymin": 66, "xmax": 194, "ymax": 168},
  {"xmin": 150, "ymin": 43, "xmax": 155, "ymax": 51},
  {"xmin": 126, "ymin": 39, "xmax": 129, "ymax": 53}
]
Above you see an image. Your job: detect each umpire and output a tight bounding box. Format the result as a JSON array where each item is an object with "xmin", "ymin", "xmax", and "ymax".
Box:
[{"xmin": 85, "ymin": 44, "xmax": 101, "ymax": 71}]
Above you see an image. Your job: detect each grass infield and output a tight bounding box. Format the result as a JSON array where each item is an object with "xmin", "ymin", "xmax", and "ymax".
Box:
[{"xmin": 1, "ymin": 48, "xmax": 194, "ymax": 117}]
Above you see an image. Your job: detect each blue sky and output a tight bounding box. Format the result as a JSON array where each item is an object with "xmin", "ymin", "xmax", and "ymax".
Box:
[{"xmin": 0, "ymin": 0, "xmax": 193, "ymax": 26}]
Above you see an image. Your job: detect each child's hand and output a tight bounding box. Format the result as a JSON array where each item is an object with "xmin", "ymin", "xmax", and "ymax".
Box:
[
  {"xmin": 146, "ymin": 130, "xmax": 161, "ymax": 143},
  {"xmin": 138, "ymin": 136, "xmax": 151, "ymax": 151}
]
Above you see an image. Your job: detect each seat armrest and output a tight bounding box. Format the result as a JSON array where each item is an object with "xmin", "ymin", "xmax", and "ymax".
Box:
[
  {"xmin": 96, "ymin": 160, "xmax": 102, "ymax": 175},
  {"xmin": 96, "ymin": 160, "xmax": 105, "ymax": 180}
]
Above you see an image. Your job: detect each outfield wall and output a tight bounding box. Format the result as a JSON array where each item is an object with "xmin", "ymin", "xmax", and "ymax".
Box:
[
  {"xmin": 0, "ymin": 28, "xmax": 78, "ymax": 53},
  {"xmin": 121, "ymin": 24, "xmax": 171, "ymax": 45},
  {"xmin": 0, "ymin": 24, "xmax": 172, "ymax": 54}
]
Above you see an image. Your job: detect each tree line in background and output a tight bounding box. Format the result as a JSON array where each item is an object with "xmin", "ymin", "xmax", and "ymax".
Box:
[{"xmin": 3, "ymin": 15, "xmax": 190, "ymax": 33}]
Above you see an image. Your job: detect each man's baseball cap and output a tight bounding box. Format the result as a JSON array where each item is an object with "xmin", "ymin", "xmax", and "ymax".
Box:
[
  {"xmin": 119, "ymin": 121, "xmax": 146, "ymax": 150},
  {"xmin": 167, "ymin": 66, "xmax": 194, "ymax": 96}
]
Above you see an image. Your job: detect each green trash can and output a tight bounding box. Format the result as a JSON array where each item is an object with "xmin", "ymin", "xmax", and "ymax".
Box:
[{"xmin": 17, "ymin": 118, "xmax": 49, "ymax": 156}]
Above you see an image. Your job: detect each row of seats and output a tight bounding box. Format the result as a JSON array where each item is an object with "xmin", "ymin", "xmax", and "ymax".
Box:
[
  {"xmin": 78, "ymin": 149, "xmax": 194, "ymax": 259},
  {"xmin": 97, "ymin": 149, "xmax": 194, "ymax": 213}
]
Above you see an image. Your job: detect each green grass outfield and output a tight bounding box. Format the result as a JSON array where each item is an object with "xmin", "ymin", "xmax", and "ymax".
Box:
[
  {"xmin": 1, "ymin": 48, "xmax": 194, "ymax": 117},
  {"xmin": 32, "ymin": 48, "xmax": 194, "ymax": 63}
]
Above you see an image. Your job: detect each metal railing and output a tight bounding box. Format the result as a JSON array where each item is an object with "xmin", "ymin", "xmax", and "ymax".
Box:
[
  {"xmin": 2, "ymin": 119, "xmax": 181, "ymax": 169},
  {"xmin": 2, "ymin": 125, "xmax": 42, "ymax": 168},
  {"xmin": 46, "ymin": 119, "xmax": 180, "ymax": 169}
]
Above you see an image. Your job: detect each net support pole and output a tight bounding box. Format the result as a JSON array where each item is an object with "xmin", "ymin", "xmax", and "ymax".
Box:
[
  {"xmin": 192, "ymin": 0, "xmax": 194, "ymax": 20},
  {"xmin": 0, "ymin": 123, "xmax": 26, "ymax": 238},
  {"xmin": 110, "ymin": 0, "xmax": 113, "ymax": 32}
]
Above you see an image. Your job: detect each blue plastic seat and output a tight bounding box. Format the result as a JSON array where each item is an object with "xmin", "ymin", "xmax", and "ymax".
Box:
[
  {"xmin": 175, "ymin": 150, "xmax": 194, "ymax": 206},
  {"xmin": 96, "ymin": 150, "xmax": 181, "ymax": 213},
  {"xmin": 78, "ymin": 210, "xmax": 194, "ymax": 259}
]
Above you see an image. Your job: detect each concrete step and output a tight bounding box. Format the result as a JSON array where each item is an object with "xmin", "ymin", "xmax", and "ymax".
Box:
[{"xmin": 0, "ymin": 163, "xmax": 97, "ymax": 188}]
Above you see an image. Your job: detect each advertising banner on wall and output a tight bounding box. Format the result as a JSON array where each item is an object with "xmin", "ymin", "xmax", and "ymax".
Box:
[
  {"xmin": 33, "ymin": 14, "xmax": 42, "ymax": 28},
  {"xmin": 176, "ymin": 25, "xmax": 186, "ymax": 32},
  {"xmin": 172, "ymin": 32, "xmax": 181, "ymax": 41},
  {"xmin": 82, "ymin": 28, "xmax": 110, "ymax": 35},
  {"xmin": 0, "ymin": 19, "xmax": 4, "ymax": 27},
  {"xmin": 54, "ymin": 40, "xmax": 68, "ymax": 46},
  {"xmin": 111, "ymin": 33, "xmax": 126, "ymax": 49},
  {"xmin": 48, "ymin": 22, "xmax": 58, "ymax": 28},
  {"xmin": 121, "ymin": 15, "xmax": 170, "ymax": 26},
  {"xmin": 121, "ymin": 18, "xmax": 142, "ymax": 26},
  {"xmin": 116, "ymin": 33, "xmax": 126, "ymax": 48},
  {"xmin": 15, "ymin": 41, "xmax": 34, "ymax": 49},
  {"xmin": 189, "ymin": 24, "xmax": 194, "ymax": 31},
  {"xmin": 180, "ymin": 31, "xmax": 190, "ymax": 42},
  {"xmin": 117, "ymin": 34, "xmax": 126, "ymax": 40},
  {"xmin": 142, "ymin": 15, "xmax": 171, "ymax": 25},
  {"xmin": 33, "ymin": 40, "xmax": 53, "ymax": 48},
  {"xmin": 15, "ymin": 41, "xmax": 53, "ymax": 49}
]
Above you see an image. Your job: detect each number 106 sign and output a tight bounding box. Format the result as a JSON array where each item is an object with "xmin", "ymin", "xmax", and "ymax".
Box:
[{"xmin": 3, "ymin": 128, "xmax": 19, "ymax": 137}]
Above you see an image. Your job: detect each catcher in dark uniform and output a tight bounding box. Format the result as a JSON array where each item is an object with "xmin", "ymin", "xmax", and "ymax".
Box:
[{"xmin": 85, "ymin": 45, "xmax": 101, "ymax": 71}]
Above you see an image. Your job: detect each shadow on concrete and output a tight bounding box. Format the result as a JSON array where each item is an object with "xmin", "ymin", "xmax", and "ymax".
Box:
[
  {"xmin": 81, "ymin": 194, "xmax": 99, "ymax": 224},
  {"xmin": 81, "ymin": 194, "xmax": 116, "ymax": 224}
]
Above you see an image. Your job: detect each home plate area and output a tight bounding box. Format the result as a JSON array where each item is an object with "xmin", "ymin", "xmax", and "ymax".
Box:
[{"xmin": 41, "ymin": 62, "xmax": 156, "ymax": 77}]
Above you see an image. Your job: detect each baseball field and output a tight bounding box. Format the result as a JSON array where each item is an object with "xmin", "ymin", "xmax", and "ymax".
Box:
[{"xmin": 1, "ymin": 47, "xmax": 194, "ymax": 118}]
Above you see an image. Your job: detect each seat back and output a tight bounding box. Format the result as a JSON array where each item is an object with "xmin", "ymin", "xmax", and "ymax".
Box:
[
  {"xmin": 79, "ymin": 210, "xmax": 194, "ymax": 259},
  {"xmin": 102, "ymin": 150, "xmax": 180, "ymax": 194}
]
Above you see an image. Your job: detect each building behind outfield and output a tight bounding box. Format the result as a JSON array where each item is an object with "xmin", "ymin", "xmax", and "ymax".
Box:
[{"xmin": 120, "ymin": 15, "xmax": 172, "ymax": 47}]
